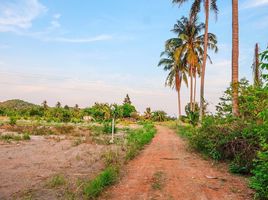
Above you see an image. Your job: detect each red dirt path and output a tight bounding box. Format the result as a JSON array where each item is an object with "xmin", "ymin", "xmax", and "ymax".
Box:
[{"xmin": 104, "ymin": 126, "xmax": 253, "ymax": 200}]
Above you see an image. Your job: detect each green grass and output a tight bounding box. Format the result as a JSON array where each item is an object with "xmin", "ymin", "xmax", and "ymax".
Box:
[
  {"xmin": 125, "ymin": 122, "xmax": 156, "ymax": 161},
  {"xmin": 151, "ymin": 171, "xmax": 165, "ymax": 190},
  {"xmin": 0, "ymin": 133, "xmax": 31, "ymax": 141},
  {"xmin": 83, "ymin": 166, "xmax": 119, "ymax": 199},
  {"xmin": 48, "ymin": 174, "xmax": 66, "ymax": 188}
]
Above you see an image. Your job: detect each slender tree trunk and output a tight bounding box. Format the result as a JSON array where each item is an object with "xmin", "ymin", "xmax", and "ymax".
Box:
[
  {"xmin": 177, "ymin": 90, "xmax": 181, "ymax": 118},
  {"xmin": 190, "ymin": 66, "xmax": 193, "ymax": 112},
  {"xmin": 193, "ymin": 72, "xmax": 197, "ymax": 112},
  {"xmin": 199, "ymin": 0, "xmax": 209, "ymax": 122},
  {"xmin": 175, "ymin": 73, "xmax": 182, "ymax": 118},
  {"xmin": 232, "ymin": 0, "xmax": 239, "ymax": 117},
  {"xmin": 254, "ymin": 43, "xmax": 260, "ymax": 86}
]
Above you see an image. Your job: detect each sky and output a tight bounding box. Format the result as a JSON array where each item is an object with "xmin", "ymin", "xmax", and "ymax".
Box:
[{"xmin": 0, "ymin": 0, "xmax": 268, "ymax": 117}]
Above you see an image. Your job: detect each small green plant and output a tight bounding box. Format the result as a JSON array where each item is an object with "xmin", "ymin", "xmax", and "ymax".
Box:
[
  {"xmin": 9, "ymin": 116, "xmax": 17, "ymax": 125},
  {"xmin": 102, "ymin": 150, "xmax": 120, "ymax": 167},
  {"xmin": 151, "ymin": 171, "xmax": 165, "ymax": 190},
  {"xmin": 48, "ymin": 174, "xmax": 66, "ymax": 188},
  {"xmin": 22, "ymin": 133, "xmax": 31, "ymax": 140},
  {"xmin": 72, "ymin": 137, "xmax": 82, "ymax": 146},
  {"xmin": 83, "ymin": 166, "xmax": 119, "ymax": 198}
]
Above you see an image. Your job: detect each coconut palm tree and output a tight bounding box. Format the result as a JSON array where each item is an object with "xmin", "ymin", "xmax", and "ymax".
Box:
[
  {"xmin": 158, "ymin": 45, "xmax": 188, "ymax": 117},
  {"xmin": 171, "ymin": 16, "xmax": 217, "ymax": 112},
  {"xmin": 232, "ymin": 0, "xmax": 239, "ymax": 116},
  {"xmin": 172, "ymin": 0, "xmax": 218, "ymax": 121}
]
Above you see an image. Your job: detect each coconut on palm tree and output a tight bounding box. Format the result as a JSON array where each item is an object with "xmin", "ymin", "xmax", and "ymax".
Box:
[{"xmin": 172, "ymin": 0, "xmax": 218, "ymax": 121}]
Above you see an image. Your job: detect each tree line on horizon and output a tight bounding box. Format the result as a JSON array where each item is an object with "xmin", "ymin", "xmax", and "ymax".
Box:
[{"xmin": 0, "ymin": 95, "xmax": 172, "ymax": 123}]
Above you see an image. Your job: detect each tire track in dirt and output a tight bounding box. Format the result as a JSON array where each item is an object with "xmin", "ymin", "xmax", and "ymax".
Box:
[{"xmin": 103, "ymin": 126, "xmax": 252, "ymax": 200}]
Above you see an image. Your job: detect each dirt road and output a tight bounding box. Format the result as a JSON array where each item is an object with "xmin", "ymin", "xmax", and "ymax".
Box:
[{"xmin": 104, "ymin": 126, "xmax": 252, "ymax": 200}]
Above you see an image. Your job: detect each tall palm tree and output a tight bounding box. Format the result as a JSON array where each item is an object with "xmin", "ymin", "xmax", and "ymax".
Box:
[
  {"xmin": 158, "ymin": 46, "xmax": 188, "ymax": 117},
  {"xmin": 171, "ymin": 16, "xmax": 217, "ymax": 112},
  {"xmin": 232, "ymin": 0, "xmax": 239, "ymax": 116},
  {"xmin": 252, "ymin": 43, "xmax": 262, "ymax": 87},
  {"xmin": 172, "ymin": 0, "xmax": 218, "ymax": 120}
]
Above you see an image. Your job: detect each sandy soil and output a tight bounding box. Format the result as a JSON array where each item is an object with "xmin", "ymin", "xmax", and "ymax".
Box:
[
  {"xmin": 104, "ymin": 126, "xmax": 253, "ymax": 200},
  {"xmin": 0, "ymin": 135, "xmax": 107, "ymax": 199}
]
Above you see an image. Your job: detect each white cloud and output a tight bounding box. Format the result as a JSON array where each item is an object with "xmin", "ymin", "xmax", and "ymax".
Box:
[
  {"xmin": 242, "ymin": 0, "xmax": 268, "ymax": 9},
  {"xmin": 49, "ymin": 34, "xmax": 113, "ymax": 43},
  {"xmin": 49, "ymin": 13, "xmax": 61, "ymax": 29},
  {"xmin": 0, "ymin": 0, "xmax": 47, "ymax": 32}
]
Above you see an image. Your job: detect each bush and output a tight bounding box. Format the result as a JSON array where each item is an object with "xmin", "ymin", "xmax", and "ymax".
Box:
[
  {"xmin": 22, "ymin": 133, "xmax": 31, "ymax": 140},
  {"xmin": 250, "ymin": 146, "xmax": 268, "ymax": 200},
  {"xmin": 9, "ymin": 116, "xmax": 17, "ymax": 125}
]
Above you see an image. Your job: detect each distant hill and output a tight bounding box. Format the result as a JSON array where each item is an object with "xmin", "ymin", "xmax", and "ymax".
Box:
[{"xmin": 0, "ymin": 99, "xmax": 39, "ymax": 110}]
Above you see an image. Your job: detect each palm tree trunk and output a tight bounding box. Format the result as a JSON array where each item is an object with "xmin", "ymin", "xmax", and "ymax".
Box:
[
  {"xmin": 232, "ymin": 0, "xmax": 239, "ymax": 117},
  {"xmin": 175, "ymin": 73, "xmax": 182, "ymax": 118},
  {"xmin": 193, "ymin": 72, "xmax": 197, "ymax": 112},
  {"xmin": 177, "ymin": 90, "xmax": 181, "ymax": 118},
  {"xmin": 190, "ymin": 66, "xmax": 193, "ymax": 112},
  {"xmin": 254, "ymin": 43, "xmax": 260, "ymax": 86},
  {"xmin": 199, "ymin": 0, "xmax": 209, "ymax": 122}
]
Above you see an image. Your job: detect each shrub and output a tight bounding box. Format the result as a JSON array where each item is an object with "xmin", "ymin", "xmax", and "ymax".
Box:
[
  {"xmin": 250, "ymin": 148, "xmax": 268, "ymax": 200},
  {"xmin": 9, "ymin": 116, "xmax": 17, "ymax": 125},
  {"xmin": 22, "ymin": 133, "xmax": 31, "ymax": 140}
]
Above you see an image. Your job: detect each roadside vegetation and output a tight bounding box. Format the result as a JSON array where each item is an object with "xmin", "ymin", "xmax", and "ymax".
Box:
[
  {"xmin": 158, "ymin": 0, "xmax": 268, "ymax": 199},
  {"xmin": 83, "ymin": 122, "xmax": 156, "ymax": 199},
  {"xmin": 166, "ymin": 47, "xmax": 268, "ymax": 199}
]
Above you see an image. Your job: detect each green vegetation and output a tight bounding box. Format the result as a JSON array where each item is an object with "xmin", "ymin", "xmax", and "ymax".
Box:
[
  {"xmin": 151, "ymin": 171, "xmax": 166, "ymax": 190},
  {"xmin": 0, "ymin": 133, "xmax": 31, "ymax": 142},
  {"xmin": 83, "ymin": 122, "xmax": 156, "ymax": 199},
  {"xmin": 48, "ymin": 174, "xmax": 66, "ymax": 188},
  {"xmin": 125, "ymin": 123, "xmax": 156, "ymax": 161},
  {"xmin": 83, "ymin": 166, "xmax": 119, "ymax": 199},
  {"xmin": 173, "ymin": 49, "xmax": 268, "ymax": 199}
]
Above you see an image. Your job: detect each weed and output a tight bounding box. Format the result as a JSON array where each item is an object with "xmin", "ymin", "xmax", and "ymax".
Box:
[
  {"xmin": 102, "ymin": 150, "xmax": 120, "ymax": 167},
  {"xmin": 22, "ymin": 132, "xmax": 31, "ymax": 140},
  {"xmin": 72, "ymin": 137, "xmax": 83, "ymax": 146},
  {"xmin": 151, "ymin": 171, "xmax": 165, "ymax": 190},
  {"xmin": 83, "ymin": 166, "xmax": 119, "ymax": 199},
  {"xmin": 48, "ymin": 174, "xmax": 66, "ymax": 188}
]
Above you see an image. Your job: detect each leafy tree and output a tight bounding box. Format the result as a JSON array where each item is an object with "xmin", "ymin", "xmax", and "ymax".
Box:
[
  {"xmin": 152, "ymin": 110, "xmax": 168, "ymax": 122},
  {"xmin": 42, "ymin": 100, "xmax": 48, "ymax": 110},
  {"xmin": 144, "ymin": 107, "xmax": 152, "ymax": 119},
  {"xmin": 122, "ymin": 103, "xmax": 136, "ymax": 118},
  {"xmin": 64, "ymin": 105, "xmax": 69, "ymax": 110},
  {"xmin": 123, "ymin": 94, "xmax": 132, "ymax": 104},
  {"xmin": 56, "ymin": 102, "xmax": 61, "ymax": 108},
  {"xmin": 260, "ymin": 46, "xmax": 268, "ymax": 85}
]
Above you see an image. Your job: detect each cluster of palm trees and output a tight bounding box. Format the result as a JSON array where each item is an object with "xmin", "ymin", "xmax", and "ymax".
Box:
[{"xmin": 159, "ymin": 0, "xmax": 240, "ymax": 120}]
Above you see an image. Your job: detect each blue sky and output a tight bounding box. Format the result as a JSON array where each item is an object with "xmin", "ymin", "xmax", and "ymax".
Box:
[{"xmin": 0, "ymin": 0, "xmax": 267, "ymax": 116}]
